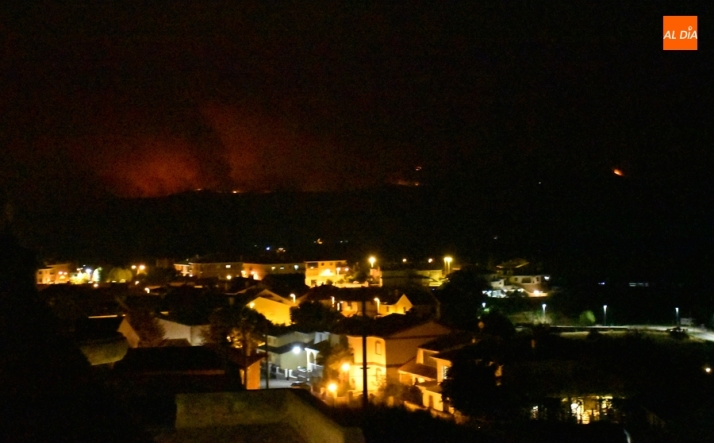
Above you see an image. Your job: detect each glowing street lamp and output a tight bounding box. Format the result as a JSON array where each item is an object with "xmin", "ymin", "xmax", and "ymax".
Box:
[
  {"xmin": 675, "ymin": 307, "xmax": 680, "ymax": 327},
  {"xmin": 603, "ymin": 305, "xmax": 607, "ymax": 326},
  {"xmin": 542, "ymin": 303, "xmax": 547, "ymax": 321},
  {"xmin": 327, "ymin": 382, "xmax": 337, "ymax": 401},
  {"xmin": 341, "ymin": 362, "xmax": 351, "ymax": 372},
  {"xmin": 374, "ymin": 297, "xmax": 380, "ymax": 314},
  {"xmin": 290, "ymin": 293, "xmax": 296, "ymax": 304},
  {"xmin": 369, "ymin": 256, "xmax": 376, "ymax": 268},
  {"xmin": 444, "ymin": 256, "xmax": 453, "ymax": 275}
]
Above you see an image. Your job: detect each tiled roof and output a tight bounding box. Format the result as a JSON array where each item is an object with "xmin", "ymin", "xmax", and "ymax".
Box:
[
  {"xmin": 398, "ymin": 358, "xmax": 437, "ymax": 380},
  {"xmin": 419, "ymin": 332, "xmax": 476, "ymax": 352}
]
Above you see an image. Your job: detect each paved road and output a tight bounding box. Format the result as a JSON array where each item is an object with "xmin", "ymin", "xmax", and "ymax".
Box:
[{"xmin": 555, "ymin": 324, "xmax": 714, "ymax": 342}]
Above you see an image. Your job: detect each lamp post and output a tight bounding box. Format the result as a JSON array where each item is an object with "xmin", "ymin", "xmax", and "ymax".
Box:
[
  {"xmin": 369, "ymin": 256, "xmax": 376, "ymax": 268},
  {"xmin": 444, "ymin": 256, "xmax": 453, "ymax": 275},
  {"xmin": 328, "ymin": 382, "xmax": 337, "ymax": 407},
  {"xmin": 542, "ymin": 303, "xmax": 547, "ymax": 322},
  {"xmin": 374, "ymin": 297, "xmax": 380, "ymax": 315},
  {"xmin": 603, "ymin": 305, "xmax": 607, "ymax": 327},
  {"xmin": 290, "ymin": 293, "xmax": 296, "ymax": 304},
  {"xmin": 675, "ymin": 307, "xmax": 680, "ymax": 327}
]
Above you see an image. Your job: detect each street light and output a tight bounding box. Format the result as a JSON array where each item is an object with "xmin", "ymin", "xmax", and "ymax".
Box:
[
  {"xmin": 542, "ymin": 303, "xmax": 547, "ymax": 321},
  {"xmin": 369, "ymin": 256, "xmax": 376, "ymax": 268},
  {"xmin": 374, "ymin": 297, "xmax": 380, "ymax": 314},
  {"xmin": 675, "ymin": 307, "xmax": 680, "ymax": 327},
  {"xmin": 290, "ymin": 293, "xmax": 296, "ymax": 304},
  {"xmin": 328, "ymin": 382, "xmax": 338, "ymax": 405},
  {"xmin": 444, "ymin": 256, "xmax": 453, "ymax": 275},
  {"xmin": 603, "ymin": 305, "xmax": 607, "ymax": 327}
]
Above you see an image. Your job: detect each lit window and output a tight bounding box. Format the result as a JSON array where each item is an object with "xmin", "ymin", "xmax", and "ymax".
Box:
[{"xmin": 442, "ymin": 365, "xmax": 450, "ymax": 380}]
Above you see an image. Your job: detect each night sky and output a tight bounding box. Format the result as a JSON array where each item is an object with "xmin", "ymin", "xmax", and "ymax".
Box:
[{"xmin": 1, "ymin": 2, "xmax": 713, "ymax": 266}]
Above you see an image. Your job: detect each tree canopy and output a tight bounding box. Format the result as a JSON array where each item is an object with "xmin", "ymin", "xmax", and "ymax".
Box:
[
  {"xmin": 290, "ymin": 301, "xmax": 341, "ymax": 332},
  {"xmin": 206, "ymin": 306, "xmax": 271, "ymax": 356},
  {"xmin": 436, "ymin": 266, "xmax": 490, "ymax": 330}
]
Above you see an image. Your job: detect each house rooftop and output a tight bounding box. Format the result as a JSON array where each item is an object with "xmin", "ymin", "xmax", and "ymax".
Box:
[
  {"xmin": 419, "ymin": 332, "xmax": 477, "ymax": 352},
  {"xmin": 251, "ymin": 289, "xmax": 294, "ymax": 306},
  {"xmin": 496, "ymin": 258, "xmax": 530, "ymax": 270},
  {"xmin": 342, "ymin": 315, "xmax": 444, "ymax": 338},
  {"xmin": 398, "ymin": 359, "xmax": 437, "ymax": 380},
  {"xmin": 300, "ymin": 286, "xmax": 433, "ymax": 305}
]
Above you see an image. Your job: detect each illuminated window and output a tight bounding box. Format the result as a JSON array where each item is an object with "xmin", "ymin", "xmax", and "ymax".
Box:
[
  {"xmin": 375, "ymin": 341, "xmax": 382, "ymax": 355},
  {"xmin": 442, "ymin": 365, "xmax": 450, "ymax": 380}
]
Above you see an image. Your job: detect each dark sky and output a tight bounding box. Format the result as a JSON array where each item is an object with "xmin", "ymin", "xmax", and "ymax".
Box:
[{"xmin": 2, "ymin": 1, "xmax": 711, "ymax": 202}]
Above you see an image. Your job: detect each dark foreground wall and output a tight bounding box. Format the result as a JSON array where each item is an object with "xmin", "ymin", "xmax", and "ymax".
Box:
[{"xmin": 176, "ymin": 390, "xmax": 365, "ymax": 443}]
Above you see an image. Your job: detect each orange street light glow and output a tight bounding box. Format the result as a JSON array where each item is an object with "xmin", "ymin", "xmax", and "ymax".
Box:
[{"xmin": 613, "ymin": 168, "xmax": 624, "ymax": 177}]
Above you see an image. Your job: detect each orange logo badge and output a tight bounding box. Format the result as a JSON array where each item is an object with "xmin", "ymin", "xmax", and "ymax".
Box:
[{"xmin": 663, "ymin": 16, "xmax": 698, "ymax": 50}]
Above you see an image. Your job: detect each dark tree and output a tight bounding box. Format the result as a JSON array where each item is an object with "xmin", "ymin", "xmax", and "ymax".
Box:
[
  {"xmin": 126, "ymin": 307, "xmax": 166, "ymax": 347},
  {"xmin": 435, "ymin": 266, "xmax": 490, "ymax": 330},
  {"xmin": 206, "ymin": 306, "xmax": 271, "ymax": 356},
  {"xmin": 479, "ymin": 309, "xmax": 516, "ymax": 339},
  {"xmin": 290, "ymin": 301, "xmax": 341, "ymax": 332},
  {"xmin": 441, "ymin": 355, "xmax": 504, "ymax": 419}
]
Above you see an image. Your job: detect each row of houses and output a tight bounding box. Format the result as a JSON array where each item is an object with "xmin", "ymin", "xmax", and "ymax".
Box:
[
  {"xmin": 174, "ymin": 255, "xmax": 355, "ymax": 288},
  {"xmin": 37, "ymin": 254, "xmax": 551, "ymax": 300}
]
